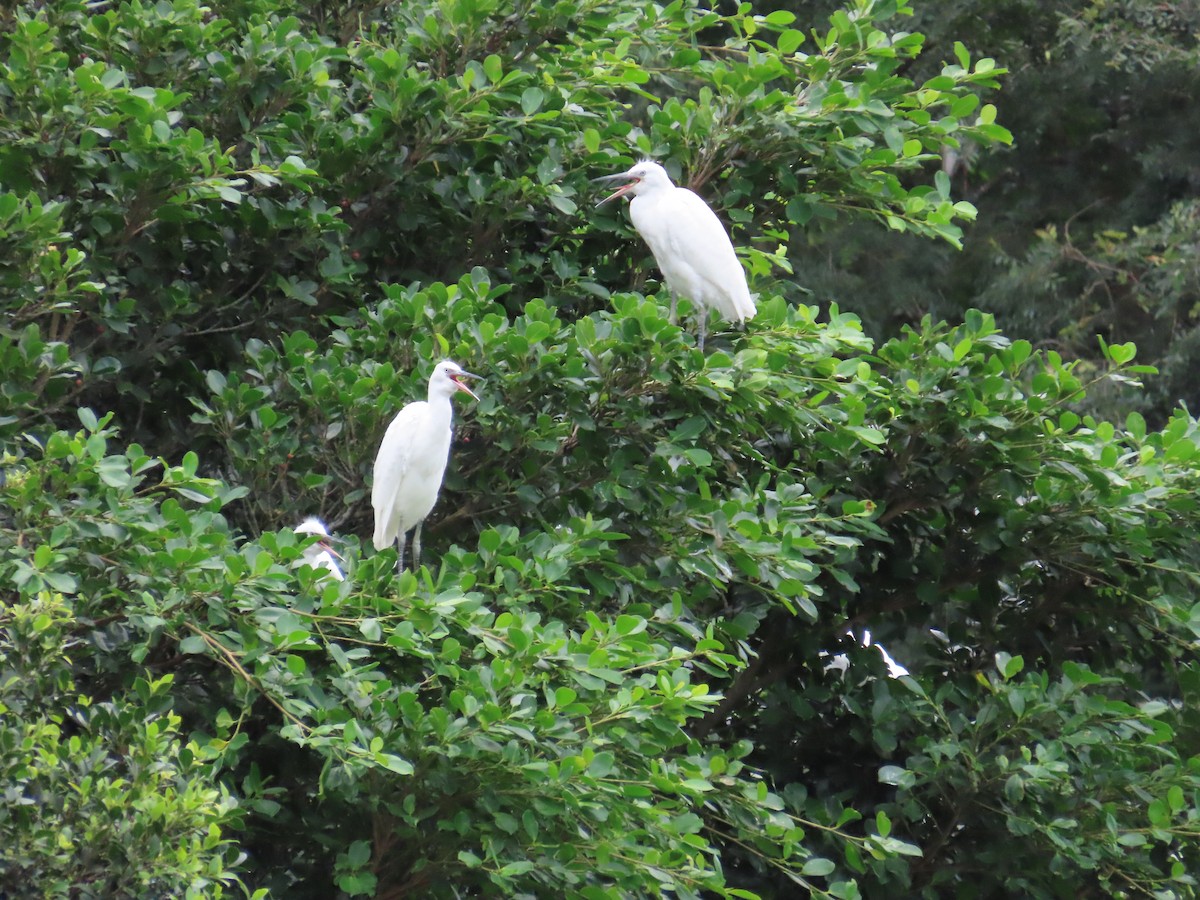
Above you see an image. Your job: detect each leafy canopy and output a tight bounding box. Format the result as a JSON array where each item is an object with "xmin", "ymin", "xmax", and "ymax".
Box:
[{"xmin": 3, "ymin": 1, "xmax": 1199, "ymax": 899}]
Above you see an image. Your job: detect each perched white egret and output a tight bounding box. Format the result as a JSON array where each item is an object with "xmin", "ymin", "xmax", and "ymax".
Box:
[
  {"xmin": 595, "ymin": 160, "xmax": 756, "ymax": 350},
  {"xmin": 294, "ymin": 517, "xmax": 345, "ymax": 582},
  {"xmin": 372, "ymin": 360, "xmax": 481, "ymax": 571}
]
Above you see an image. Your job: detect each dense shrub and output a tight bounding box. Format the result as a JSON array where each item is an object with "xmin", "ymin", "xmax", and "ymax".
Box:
[{"xmin": 3, "ymin": 1, "xmax": 1198, "ymax": 898}]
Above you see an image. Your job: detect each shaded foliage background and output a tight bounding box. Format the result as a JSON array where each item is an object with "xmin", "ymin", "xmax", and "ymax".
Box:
[
  {"xmin": 2, "ymin": 1, "xmax": 1199, "ymax": 898},
  {"xmin": 782, "ymin": 0, "xmax": 1200, "ymax": 423}
]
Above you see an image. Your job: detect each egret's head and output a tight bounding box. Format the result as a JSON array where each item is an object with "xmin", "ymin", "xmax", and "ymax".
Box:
[
  {"xmin": 295, "ymin": 517, "xmax": 341, "ymax": 557},
  {"xmin": 430, "ymin": 360, "xmax": 482, "ymax": 401},
  {"xmin": 593, "ymin": 160, "xmax": 672, "ymax": 205},
  {"xmin": 295, "ymin": 517, "xmax": 331, "ymax": 538}
]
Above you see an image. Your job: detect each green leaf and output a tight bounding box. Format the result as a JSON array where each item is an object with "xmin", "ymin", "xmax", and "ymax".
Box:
[
  {"xmin": 995, "ymin": 652, "xmax": 1024, "ymax": 680},
  {"xmin": 179, "ymin": 635, "xmax": 208, "ymax": 655},
  {"xmin": 96, "ymin": 456, "xmax": 132, "ymax": 488},
  {"xmin": 1148, "ymin": 799, "xmax": 1170, "ymax": 827},
  {"xmin": 499, "ymin": 860, "xmax": 535, "ymax": 876},
  {"xmin": 336, "ymin": 872, "xmax": 377, "ymax": 896},
  {"xmin": 520, "ymin": 87, "xmax": 544, "ymax": 115},
  {"xmin": 879, "ymin": 766, "xmax": 913, "ymax": 787},
  {"xmin": 615, "ymin": 614, "xmax": 646, "ymax": 636},
  {"xmin": 42, "ymin": 571, "xmax": 78, "ymax": 593},
  {"xmin": 360, "ymin": 618, "xmax": 382, "ymax": 641},
  {"xmin": 1062, "ymin": 661, "xmax": 1102, "ymax": 686},
  {"xmin": 801, "ymin": 857, "xmax": 836, "ymax": 876},
  {"xmin": 1108, "ymin": 341, "xmax": 1136, "ymax": 364},
  {"xmin": 876, "ymin": 810, "xmax": 891, "ymax": 838},
  {"xmin": 376, "ymin": 753, "xmax": 414, "ymax": 775},
  {"xmin": 1167, "ymin": 785, "xmax": 1185, "ymax": 813},
  {"xmin": 1126, "ymin": 411, "xmax": 1147, "ymax": 440},
  {"xmin": 778, "ymin": 29, "xmax": 804, "ymax": 55},
  {"xmin": 181, "ymin": 451, "xmax": 199, "ymax": 477},
  {"xmin": 346, "ymin": 840, "xmax": 371, "ymax": 867}
]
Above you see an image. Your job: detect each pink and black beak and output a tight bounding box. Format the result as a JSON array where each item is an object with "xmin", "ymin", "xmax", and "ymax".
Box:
[
  {"xmin": 593, "ymin": 170, "xmax": 641, "ymax": 206},
  {"xmin": 317, "ymin": 537, "xmax": 343, "ymax": 560},
  {"xmin": 450, "ymin": 370, "xmax": 482, "ymax": 401}
]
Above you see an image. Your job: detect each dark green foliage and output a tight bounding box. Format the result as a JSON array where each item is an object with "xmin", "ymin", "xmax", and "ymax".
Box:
[
  {"xmin": 2, "ymin": 1, "xmax": 1199, "ymax": 899},
  {"xmin": 0, "ymin": 0, "xmax": 1005, "ymax": 455},
  {"xmin": 722, "ymin": 314, "xmax": 1200, "ymax": 896},
  {"xmin": 781, "ymin": 0, "xmax": 1200, "ymax": 427}
]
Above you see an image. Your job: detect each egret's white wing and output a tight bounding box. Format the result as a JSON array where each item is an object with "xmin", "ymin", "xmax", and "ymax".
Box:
[
  {"xmin": 371, "ymin": 401, "xmax": 426, "ymax": 550},
  {"xmin": 631, "ymin": 188, "xmax": 754, "ymax": 323},
  {"xmin": 664, "ymin": 190, "xmax": 754, "ymax": 321}
]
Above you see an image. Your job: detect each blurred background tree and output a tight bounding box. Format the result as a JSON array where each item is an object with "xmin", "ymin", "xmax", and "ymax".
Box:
[{"xmin": 781, "ymin": 0, "xmax": 1200, "ymax": 423}]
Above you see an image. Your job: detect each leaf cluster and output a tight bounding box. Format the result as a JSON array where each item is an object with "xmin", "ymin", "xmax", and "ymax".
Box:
[{"xmin": 3, "ymin": 1, "xmax": 1199, "ymax": 899}]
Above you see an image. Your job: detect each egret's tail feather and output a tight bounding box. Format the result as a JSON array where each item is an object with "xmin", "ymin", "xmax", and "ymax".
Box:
[
  {"xmin": 737, "ymin": 292, "xmax": 758, "ymax": 322},
  {"xmin": 372, "ymin": 508, "xmax": 396, "ymax": 552}
]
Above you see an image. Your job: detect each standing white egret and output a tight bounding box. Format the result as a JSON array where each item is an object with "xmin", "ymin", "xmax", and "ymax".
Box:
[
  {"xmin": 372, "ymin": 360, "xmax": 481, "ymax": 571},
  {"xmin": 595, "ymin": 160, "xmax": 756, "ymax": 350},
  {"xmin": 294, "ymin": 517, "xmax": 345, "ymax": 582}
]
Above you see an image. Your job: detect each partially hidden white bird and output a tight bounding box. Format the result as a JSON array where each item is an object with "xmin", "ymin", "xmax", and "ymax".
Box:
[
  {"xmin": 822, "ymin": 629, "xmax": 908, "ymax": 680},
  {"xmin": 595, "ymin": 160, "xmax": 756, "ymax": 350},
  {"xmin": 294, "ymin": 517, "xmax": 345, "ymax": 582},
  {"xmin": 372, "ymin": 360, "xmax": 481, "ymax": 571}
]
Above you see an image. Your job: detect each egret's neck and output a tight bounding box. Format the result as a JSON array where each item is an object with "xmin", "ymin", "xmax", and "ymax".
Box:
[
  {"xmin": 635, "ymin": 173, "xmax": 674, "ymax": 199},
  {"xmin": 427, "ymin": 389, "xmax": 455, "ymax": 429}
]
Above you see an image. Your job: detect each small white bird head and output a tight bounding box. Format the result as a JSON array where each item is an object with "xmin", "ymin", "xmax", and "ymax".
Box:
[
  {"xmin": 294, "ymin": 517, "xmax": 345, "ymax": 581},
  {"xmin": 429, "ymin": 360, "xmax": 482, "ymax": 401},
  {"xmin": 295, "ymin": 517, "xmax": 340, "ymax": 555},
  {"xmin": 593, "ymin": 160, "xmax": 674, "ymax": 205}
]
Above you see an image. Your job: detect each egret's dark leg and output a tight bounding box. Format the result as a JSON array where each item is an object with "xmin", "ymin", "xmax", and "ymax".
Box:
[
  {"xmin": 697, "ymin": 311, "xmax": 708, "ymax": 352},
  {"xmin": 412, "ymin": 520, "xmax": 424, "ymax": 570},
  {"xmin": 397, "ymin": 533, "xmax": 406, "ymax": 572},
  {"xmin": 668, "ymin": 292, "xmax": 678, "ymax": 324}
]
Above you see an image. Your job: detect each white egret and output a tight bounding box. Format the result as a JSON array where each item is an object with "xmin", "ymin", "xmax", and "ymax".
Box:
[
  {"xmin": 294, "ymin": 517, "xmax": 345, "ymax": 582},
  {"xmin": 372, "ymin": 360, "xmax": 481, "ymax": 571},
  {"xmin": 595, "ymin": 160, "xmax": 756, "ymax": 350}
]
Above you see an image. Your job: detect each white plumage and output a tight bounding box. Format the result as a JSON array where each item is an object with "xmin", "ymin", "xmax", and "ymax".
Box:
[
  {"xmin": 597, "ymin": 160, "xmax": 755, "ymax": 349},
  {"xmin": 294, "ymin": 517, "xmax": 344, "ymax": 582},
  {"xmin": 371, "ymin": 360, "xmax": 480, "ymax": 570}
]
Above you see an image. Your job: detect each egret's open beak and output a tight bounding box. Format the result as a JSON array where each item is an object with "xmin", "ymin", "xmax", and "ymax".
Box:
[
  {"xmin": 451, "ymin": 371, "xmax": 482, "ymax": 401},
  {"xmin": 317, "ymin": 539, "xmax": 344, "ymax": 560},
  {"xmin": 592, "ymin": 172, "xmax": 639, "ymax": 206}
]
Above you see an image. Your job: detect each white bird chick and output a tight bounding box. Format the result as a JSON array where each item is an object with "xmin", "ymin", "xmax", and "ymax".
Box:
[
  {"xmin": 294, "ymin": 517, "xmax": 344, "ymax": 582},
  {"xmin": 596, "ymin": 160, "xmax": 756, "ymax": 350},
  {"xmin": 372, "ymin": 360, "xmax": 481, "ymax": 571}
]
